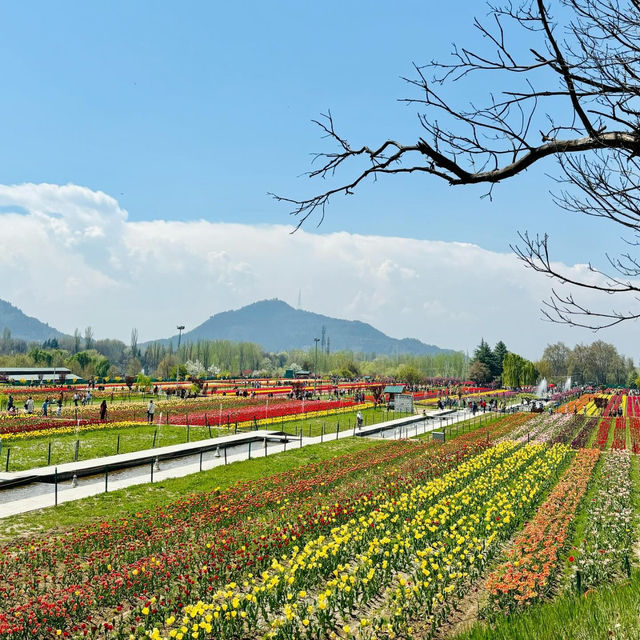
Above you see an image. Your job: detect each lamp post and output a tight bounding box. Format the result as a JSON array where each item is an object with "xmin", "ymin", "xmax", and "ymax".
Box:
[
  {"xmin": 176, "ymin": 325, "xmax": 185, "ymax": 385},
  {"xmin": 314, "ymin": 337, "xmax": 320, "ymax": 396}
]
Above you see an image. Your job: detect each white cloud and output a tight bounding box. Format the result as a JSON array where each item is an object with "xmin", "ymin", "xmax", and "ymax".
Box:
[{"xmin": 0, "ymin": 182, "xmax": 637, "ymax": 360}]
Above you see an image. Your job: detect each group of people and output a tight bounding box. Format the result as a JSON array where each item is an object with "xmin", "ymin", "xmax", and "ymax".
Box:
[
  {"xmin": 4, "ymin": 392, "xmax": 109, "ymax": 420},
  {"xmin": 72, "ymin": 391, "xmax": 92, "ymax": 406}
]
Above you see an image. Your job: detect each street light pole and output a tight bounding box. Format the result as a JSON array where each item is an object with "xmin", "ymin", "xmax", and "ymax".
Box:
[
  {"xmin": 314, "ymin": 337, "xmax": 320, "ymax": 396},
  {"xmin": 176, "ymin": 325, "xmax": 185, "ymax": 385}
]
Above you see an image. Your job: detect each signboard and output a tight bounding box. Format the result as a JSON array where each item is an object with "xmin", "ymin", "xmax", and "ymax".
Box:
[
  {"xmin": 394, "ymin": 393, "xmax": 414, "ymax": 413},
  {"xmin": 432, "ymin": 431, "xmax": 446, "ymax": 442}
]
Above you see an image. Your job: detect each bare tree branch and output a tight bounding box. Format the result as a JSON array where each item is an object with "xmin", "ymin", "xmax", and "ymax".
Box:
[{"xmin": 274, "ymin": 0, "xmax": 640, "ymax": 328}]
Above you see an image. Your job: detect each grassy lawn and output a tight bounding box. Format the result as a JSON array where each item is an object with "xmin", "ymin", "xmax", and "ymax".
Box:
[
  {"xmin": 0, "ymin": 409, "xmax": 487, "ymax": 542},
  {"xmin": 0, "ymin": 437, "xmax": 382, "ymax": 543},
  {"xmin": 1, "ymin": 406, "xmax": 405, "ymax": 472},
  {"xmin": 1, "ymin": 423, "xmax": 232, "ymax": 470},
  {"xmin": 456, "ymin": 571, "xmax": 640, "ymax": 640}
]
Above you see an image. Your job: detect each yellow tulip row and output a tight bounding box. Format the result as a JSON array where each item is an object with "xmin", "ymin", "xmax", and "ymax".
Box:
[
  {"xmin": 360, "ymin": 444, "xmax": 570, "ymax": 639},
  {"xmin": 584, "ymin": 395, "xmax": 610, "ymax": 417},
  {"xmin": 145, "ymin": 441, "xmax": 571, "ymax": 639}
]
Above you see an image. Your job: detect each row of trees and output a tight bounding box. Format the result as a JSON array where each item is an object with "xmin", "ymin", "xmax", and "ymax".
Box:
[
  {"xmin": 467, "ymin": 338, "xmax": 637, "ymax": 388},
  {"xmin": 1, "ymin": 326, "xmax": 636, "ymax": 387},
  {"xmin": 0, "ymin": 326, "xmax": 471, "ymax": 381},
  {"xmin": 538, "ymin": 341, "xmax": 635, "ymax": 387}
]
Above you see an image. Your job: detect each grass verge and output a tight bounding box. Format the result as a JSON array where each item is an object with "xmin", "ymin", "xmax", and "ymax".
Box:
[
  {"xmin": 0, "ymin": 437, "xmax": 381, "ymax": 543},
  {"xmin": 1, "ymin": 407, "xmax": 401, "ymax": 471},
  {"xmin": 456, "ymin": 570, "xmax": 640, "ymax": 640}
]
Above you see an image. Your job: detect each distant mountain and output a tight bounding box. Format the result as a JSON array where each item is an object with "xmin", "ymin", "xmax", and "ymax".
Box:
[
  {"xmin": 153, "ymin": 299, "xmax": 454, "ymax": 356},
  {"xmin": 0, "ymin": 298, "xmax": 66, "ymax": 342}
]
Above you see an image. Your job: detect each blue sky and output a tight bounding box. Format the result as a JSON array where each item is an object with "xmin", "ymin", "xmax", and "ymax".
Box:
[
  {"xmin": 0, "ymin": 1, "xmax": 636, "ymax": 357},
  {"xmin": 0, "ymin": 1, "xmax": 620, "ymax": 257}
]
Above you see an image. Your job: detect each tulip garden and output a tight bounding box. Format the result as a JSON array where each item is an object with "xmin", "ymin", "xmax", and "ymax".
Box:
[{"xmin": 1, "ymin": 392, "xmax": 640, "ymax": 639}]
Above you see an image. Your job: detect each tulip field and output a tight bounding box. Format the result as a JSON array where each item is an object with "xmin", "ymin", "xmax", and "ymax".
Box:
[{"xmin": 1, "ymin": 393, "xmax": 640, "ymax": 640}]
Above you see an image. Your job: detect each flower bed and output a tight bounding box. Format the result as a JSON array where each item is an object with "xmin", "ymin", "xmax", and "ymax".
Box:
[
  {"xmin": 574, "ymin": 450, "xmax": 632, "ymax": 589},
  {"xmin": 610, "ymin": 416, "xmax": 627, "ymax": 450},
  {"xmin": 548, "ymin": 414, "xmax": 585, "ymax": 445},
  {"xmin": 570, "ymin": 418, "xmax": 599, "ymax": 449},
  {"xmin": 604, "ymin": 394, "xmax": 624, "ymax": 417},
  {"xmin": 630, "ymin": 417, "xmax": 640, "ymax": 454},
  {"xmin": 150, "ymin": 442, "xmax": 571, "ymax": 640},
  {"xmin": 594, "ymin": 418, "xmax": 612, "ymax": 449},
  {"xmin": 0, "ymin": 415, "xmax": 526, "ymax": 639},
  {"xmin": 166, "ymin": 398, "xmax": 360, "ymax": 427},
  {"xmin": 627, "ymin": 395, "xmax": 640, "ymax": 418},
  {"xmin": 485, "ymin": 448, "xmax": 599, "ymax": 612}
]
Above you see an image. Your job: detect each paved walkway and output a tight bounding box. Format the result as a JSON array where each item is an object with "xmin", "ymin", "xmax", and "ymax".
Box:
[{"xmin": 0, "ymin": 407, "xmax": 507, "ymax": 518}]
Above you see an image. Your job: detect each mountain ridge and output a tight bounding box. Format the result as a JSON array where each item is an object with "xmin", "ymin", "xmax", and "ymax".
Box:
[
  {"xmin": 0, "ymin": 299, "xmax": 66, "ymax": 342},
  {"xmin": 150, "ymin": 299, "xmax": 453, "ymax": 355}
]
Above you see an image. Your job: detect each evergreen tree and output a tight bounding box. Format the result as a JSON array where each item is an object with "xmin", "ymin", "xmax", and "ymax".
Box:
[
  {"xmin": 493, "ymin": 341, "xmax": 508, "ymax": 377},
  {"xmin": 473, "ymin": 339, "xmax": 496, "ymax": 380}
]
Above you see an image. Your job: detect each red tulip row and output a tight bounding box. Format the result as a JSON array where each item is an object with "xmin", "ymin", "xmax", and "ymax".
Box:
[
  {"xmin": 165, "ymin": 398, "xmax": 358, "ymax": 426},
  {"xmin": 604, "ymin": 394, "xmax": 623, "ymax": 417},
  {"xmin": 594, "ymin": 418, "xmax": 612, "ymax": 449},
  {"xmin": 630, "ymin": 417, "xmax": 640, "ymax": 454},
  {"xmin": 610, "ymin": 416, "xmax": 627, "ymax": 450},
  {"xmin": 627, "ymin": 395, "xmax": 640, "ymax": 418}
]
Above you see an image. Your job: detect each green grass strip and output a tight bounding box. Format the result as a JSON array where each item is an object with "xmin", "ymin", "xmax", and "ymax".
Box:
[{"xmin": 456, "ymin": 571, "xmax": 640, "ymax": 640}]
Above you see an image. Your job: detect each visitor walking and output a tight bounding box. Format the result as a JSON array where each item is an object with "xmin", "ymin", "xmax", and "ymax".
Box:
[
  {"xmin": 26, "ymin": 396, "xmax": 34, "ymax": 414},
  {"xmin": 42, "ymin": 397, "xmax": 49, "ymax": 417},
  {"xmin": 57, "ymin": 395, "xmax": 63, "ymax": 417},
  {"xmin": 356, "ymin": 410, "xmax": 363, "ymax": 429},
  {"xmin": 99, "ymin": 399, "xmax": 108, "ymax": 421},
  {"xmin": 73, "ymin": 392, "xmax": 79, "ymax": 406},
  {"xmin": 7, "ymin": 395, "xmax": 13, "ymax": 412},
  {"xmin": 147, "ymin": 399, "xmax": 156, "ymax": 424}
]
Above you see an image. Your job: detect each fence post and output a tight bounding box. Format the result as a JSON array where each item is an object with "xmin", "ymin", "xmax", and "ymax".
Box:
[
  {"xmin": 248, "ymin": 441, "xmax": 252, "ymax": 459},
  {"xmin": 199, "ymin": 451, "xmax": 203, "ymax": 472},
  {"xmin": 48, "ymin": 441, "xmax": 52, "ymax": 466},
  {"xmin": 321, "ymin": 423, "xmax": 325, "ymax": 443},
  {"xmin": 264, "ymin": 437, "xmax": 268, "ymax": 457},
  {"xmin": 5, "ymin": 447, "xmax": 10, "ymax": 472},
  {"xmin": 117, "ymin": 434, "xmax": 120, "ymax": 454},
  {"xmin": 54, "ymin": 467, "xmax": 58, "ymax": 506},
  {"xmin": 150, "ymin": 459, "xmax": 154, "ymax": 483},
  {"xmin": 336, "ymin": 422, "xmax": 339, "ymax": 440},
  {"xmin": 74, "ymin": 440, "xmax": 79, "ymax": 462},
  {"xmin": 105, "ymin": 469, "xmax": 108, "ymax": 493},
  {"xmin": 224, "ymin": 447, "xmax": 227, "ymax": 465},
  {"xmin": 187, "ymin": 424, "xmax": 190, "ymax": 443},
  {"xmin": 153, "ymin": 430, "xmax": 157, "ymax": 447}
]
